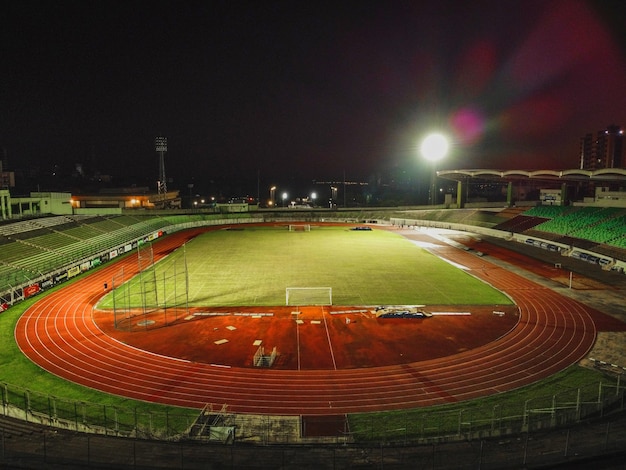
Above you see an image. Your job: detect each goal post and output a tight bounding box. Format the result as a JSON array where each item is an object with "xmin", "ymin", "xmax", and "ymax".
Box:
[
  {"xmin": 286, "ymin": 287, "xmax": 332, "ymax": 306},
  {"xmin": 288, "ymin": 224, "xmax": 311, "ymax": 232}
]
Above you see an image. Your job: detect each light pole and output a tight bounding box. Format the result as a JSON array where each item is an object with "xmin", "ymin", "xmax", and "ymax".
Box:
[
  {"xmin": 420, "ymin": 133, "xmax": 449, "ymax": 206},
  {"xmin": 269, "ymin": 186, "xmax": 276, "ymax": 207},
  {"xmin": 281, "ymin": 192, "xmax": 288, "ymax": 208},
  {"xmin": 330, "ymin": 186, "xmax": 338, "ymax": 208}
]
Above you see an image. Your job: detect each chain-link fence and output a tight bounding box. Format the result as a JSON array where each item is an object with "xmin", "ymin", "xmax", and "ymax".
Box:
[
  {"xmin": 2, "ymin": 411, "xmax": 626, "ymax": 469},
  {"xmin": 2, "ymin": 379, "xmax": 626, "ymax": 469}
]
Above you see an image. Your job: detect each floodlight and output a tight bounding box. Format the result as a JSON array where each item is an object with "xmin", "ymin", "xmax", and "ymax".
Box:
[{"xmin": 420, "ymin": 133, "xmax": 449, "ymax": 162}]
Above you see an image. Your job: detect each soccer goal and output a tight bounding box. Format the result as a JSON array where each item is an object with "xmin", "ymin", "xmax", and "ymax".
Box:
[
  {"xmin": 286, "ymin": 287, "xmax": 332, "ymax": 306},
  {"xmin": 288, "ymin": 224, "xmax": 311, "ymax": 232}
]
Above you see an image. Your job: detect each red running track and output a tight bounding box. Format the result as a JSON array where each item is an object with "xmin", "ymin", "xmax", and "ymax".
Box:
[{"xmin": 15, "ymin": 227, "xmax": 597, "ymax": 415}]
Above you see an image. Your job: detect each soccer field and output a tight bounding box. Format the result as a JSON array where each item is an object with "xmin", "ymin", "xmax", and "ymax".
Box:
[{"xmin": 99, "ymin": 226, "xmax": 512, "ymax": 308}]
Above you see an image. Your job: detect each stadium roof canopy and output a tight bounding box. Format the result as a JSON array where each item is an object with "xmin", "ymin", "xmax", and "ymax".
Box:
[{"xmin": 437, "ymin": 168, "xmax": 626, "ymax": 184}]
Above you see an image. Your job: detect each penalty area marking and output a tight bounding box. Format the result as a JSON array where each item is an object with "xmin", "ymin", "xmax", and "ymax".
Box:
[
  {"xmin": 234, "ymin": 312, "xmax": 273, "ymax": 316},
  {"xmin": 430, "ymin": 312, "xmax": 471, "ymax": 316},
  {"xmin": 330, "ymin": 309, "xmax": 369, "ymax": 314}
]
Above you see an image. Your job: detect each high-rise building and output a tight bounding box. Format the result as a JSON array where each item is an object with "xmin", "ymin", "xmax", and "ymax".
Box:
[
  {"xmin": 579, "ymin": 133, "xmax": 594, "ymax": 170},
  {"xmin": 579, "ymin": 125, "xmax": 624, "ymax": 170}
]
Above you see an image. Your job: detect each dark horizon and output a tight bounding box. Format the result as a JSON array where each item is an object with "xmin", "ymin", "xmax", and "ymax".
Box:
[{"xmin": 4, "ymin": 1, "xmax": 626, "ymax": 199}]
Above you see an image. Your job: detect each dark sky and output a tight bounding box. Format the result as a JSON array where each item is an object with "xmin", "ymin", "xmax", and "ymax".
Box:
[{"xmin": 3, "ymin": 0, "xmax": 626, "ymax": 194}]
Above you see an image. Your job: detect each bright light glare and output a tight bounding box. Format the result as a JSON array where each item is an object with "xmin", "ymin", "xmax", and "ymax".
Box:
[{"xmin": 420, "ymin": 133, "xmax": 449, "ymax": 162}]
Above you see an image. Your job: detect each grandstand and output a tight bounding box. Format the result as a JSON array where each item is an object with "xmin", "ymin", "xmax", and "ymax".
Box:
[
  {"xmin": 0, "ymin": 212, "xmax": 272, "ymax": 304},
  {"xmin": 3, "ymin": 206, "xmax": 626, "ymax": 309},
  {"xmin": 494, "ymin": 206, "xmax": 626, "ymax": 259}
]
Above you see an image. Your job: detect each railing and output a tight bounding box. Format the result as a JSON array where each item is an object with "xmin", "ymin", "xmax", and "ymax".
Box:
[
  {"xmin": 1, "ymin": 380, "xmax": 624, "ymax": 444},
  {"xmin": 1, "ymin": 380, "xmax": 625, "ymax": 470}
]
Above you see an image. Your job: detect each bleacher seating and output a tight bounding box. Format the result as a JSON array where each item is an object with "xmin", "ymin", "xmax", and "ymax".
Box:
[
  {"xmin": 522, "ymin": 205, "xmax": 574, "ymax": 219},
  {"xmin": 513, "ymin": 205, "xmax": 626, "ymax": 259},
  {"xmin": 2, "ymin": 207, "xmax": 626, "ymax": 297},
  {"xmin": 400, "ymin": 209, "xmax": 507, "ymax": 228},
  {"xmin": 0, "ymin": 214, "xmax": 170, "ymax": 294},
  {"xmin": 493, "ymin": 215, "xmax": 548, "ymax": 233}
]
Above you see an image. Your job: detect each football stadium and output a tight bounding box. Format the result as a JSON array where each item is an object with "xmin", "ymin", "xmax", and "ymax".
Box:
[{"xmin": 1, "ymin": 206, "xmax": 626, "ymax": 469}]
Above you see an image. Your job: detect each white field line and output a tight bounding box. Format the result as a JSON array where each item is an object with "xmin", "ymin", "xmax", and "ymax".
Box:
[
  {"xmin": 430, "ymin": 312, "xmax": 472, "ymax": 316},
  {"xmin": 321, "ymin": 306, "xmax": 338, "ymax": 371}
]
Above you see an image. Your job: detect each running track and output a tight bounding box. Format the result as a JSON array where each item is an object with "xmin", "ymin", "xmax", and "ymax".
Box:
[{"xmin": 15, "ymin": 227, "xmax": 597, "ymax": 415}]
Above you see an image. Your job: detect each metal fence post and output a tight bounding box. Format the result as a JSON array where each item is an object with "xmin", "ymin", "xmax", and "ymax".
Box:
[
  {"xmin": 1, "ymin": 383, "xmax": 7, "ymax": 415},
  {"xmin": 24, "ymin": 390, "xmax": 30, "ymax": 421},
  {"xmin": 103, "ymin": 404, "xmax": 108, "ymax": 436},
  {"xmin": 599, "ymin": 382, "xmax": 604, "ymax": 417},
  {"xmin": 523, "ymin": 400, "xmax": 528, "ymax": 428}
]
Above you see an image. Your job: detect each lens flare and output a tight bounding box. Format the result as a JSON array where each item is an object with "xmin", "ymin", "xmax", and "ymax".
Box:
[{"xmin": 449, "ymin": 108, "xmax": 485, "ymax": 145}]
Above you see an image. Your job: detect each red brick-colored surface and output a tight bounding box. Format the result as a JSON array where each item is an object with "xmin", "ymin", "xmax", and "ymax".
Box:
[{"xmin": 93, "ymin": 304, "xmax": 519, "ymax": 370}]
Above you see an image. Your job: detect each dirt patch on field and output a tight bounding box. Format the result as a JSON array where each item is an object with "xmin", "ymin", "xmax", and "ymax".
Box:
[
  {"xmin": 580, "ymin": 332, "xmax": 626, "ymax": 375},
  {"xmin": 92, "ymin": 304, "xmax": 519, "ymax": 370}
]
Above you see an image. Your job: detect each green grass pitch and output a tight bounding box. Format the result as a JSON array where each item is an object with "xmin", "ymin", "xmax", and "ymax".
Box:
[{"xmin": 98, "ymin": 226, "xmax": 512, "ymax": 308}]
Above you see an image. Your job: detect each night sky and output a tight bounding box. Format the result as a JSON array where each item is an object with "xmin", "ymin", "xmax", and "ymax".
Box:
[{"xmin": 3, "ymin": 0, "xmax": 626, "ymax": 196}]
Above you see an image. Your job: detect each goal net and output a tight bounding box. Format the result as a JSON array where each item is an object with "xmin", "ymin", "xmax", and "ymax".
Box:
[
  {"xmin": 288, "ymin": 224, "xmax": 311, "ymax": 232},
  {"xmin": 286, "ymin": 287, "xmax": 332, "ymax": 306}
]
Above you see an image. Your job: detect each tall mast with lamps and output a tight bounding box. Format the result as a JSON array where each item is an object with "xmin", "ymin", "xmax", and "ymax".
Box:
[{"xmin": 155, "ymin": 136, "xmax": 168, "ymax": 195}]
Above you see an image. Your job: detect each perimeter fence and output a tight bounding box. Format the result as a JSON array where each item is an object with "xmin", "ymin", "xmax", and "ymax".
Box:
[
  {"xmin": 1, "ymin": 381, "xmax": 626, "ymax": 469},
  {"xmin": 1, "ymin": 379, "xmax": 625, "ymax": 446},
  {"xmin": 2, "ymin": 415, "xmax": 626, "ymax": 469}
]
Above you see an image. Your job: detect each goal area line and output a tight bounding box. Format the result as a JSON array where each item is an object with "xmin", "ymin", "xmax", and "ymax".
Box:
[
  {"xmin": 285, "ymin": 287, "xmax": 332, "ymax": 306},
  {"xmin": 288, "ymin": 224, "xmax": 311, "ymax": 232}
]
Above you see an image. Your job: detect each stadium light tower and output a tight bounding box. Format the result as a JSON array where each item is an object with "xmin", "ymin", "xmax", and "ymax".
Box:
[
  {"xmin": 155, "ymin": 136, "xmax": 168, "ymax": 195},
  {"xmin": 420, "ymin": 133, "xmax": 449, "ymax": 205}
]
